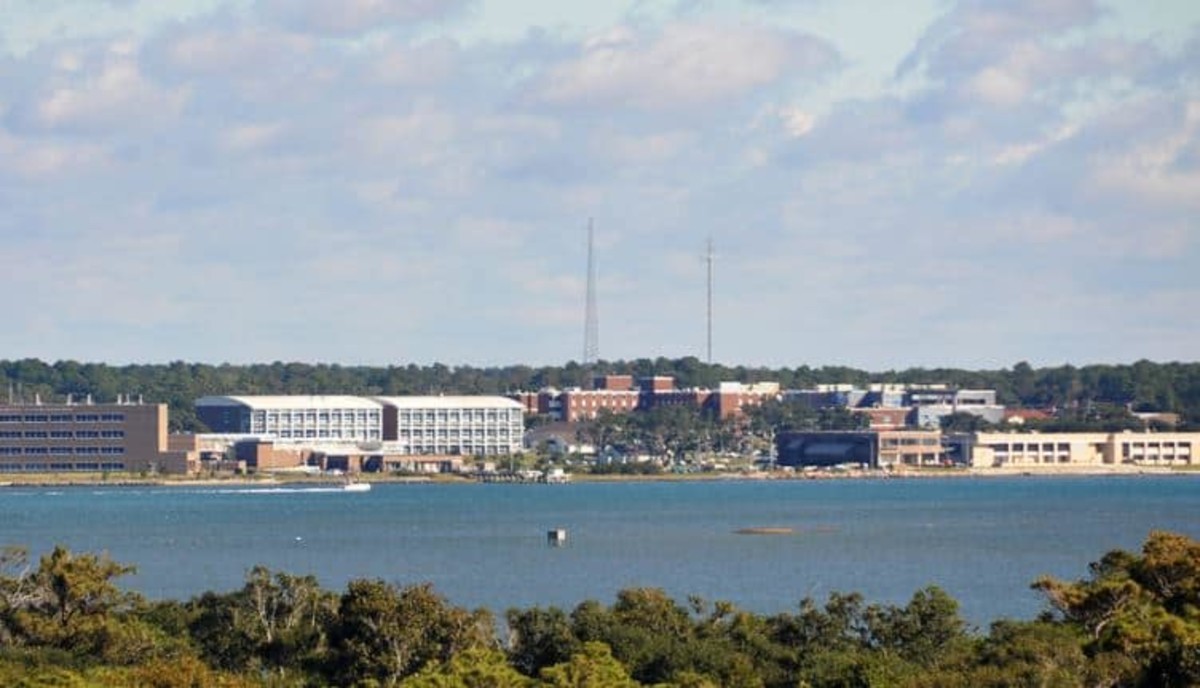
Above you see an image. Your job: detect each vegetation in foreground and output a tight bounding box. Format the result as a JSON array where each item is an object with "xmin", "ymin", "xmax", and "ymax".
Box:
[{"xmin": 1, "ymin": 532, "xmax": 1198, "ymax": 687}]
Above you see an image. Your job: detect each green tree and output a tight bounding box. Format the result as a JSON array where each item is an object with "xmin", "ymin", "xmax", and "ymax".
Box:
[
  {"xmin": 1033, "ymin": 531, "xmax": 1200, "ymax": 687},
  {"xmin": 327, "ymin": 580, "xmax": 494, "ymax": 686},
  {"xmin": 12, "ymin": 546, "xmax": 139, "ymax": 655},
  {"xmin": 400, "ymin": 648, "xmax": 533, "ymax": 687},
  {"xmin": 539, "ymin": 641, "xmax": 639, "ymax": 688},
  {"xmin": 505, "ymin": 606, "xmax": 579, "ymax": 676}
]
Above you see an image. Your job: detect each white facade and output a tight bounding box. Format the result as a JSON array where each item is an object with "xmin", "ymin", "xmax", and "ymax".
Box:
[
  {"xmin": 195, "ymin": 395, "xmax": 383, "ymax": 442},
  {"xmin": 375, "ymin": 396, "xmax": 524, "ymax": 456}
]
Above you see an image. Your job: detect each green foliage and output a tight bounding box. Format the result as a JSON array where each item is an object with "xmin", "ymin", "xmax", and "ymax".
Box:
[
  {"xmin": 505, "ymin": 606, "xmax": 579, "ymax": 676},
  {"xmin": 538, "ymin": 642, "xmax": 639, "ymax": 688},
  {"xmin": 327, "ymin": 580, "xmax": 495, "ymax": 686},
  {"xmin": 1034, "ymin": 530, "xmax": 1200, "ymax": 687},
  {"xmin": 400, "ymin": 648, "xmax": 533, "ymax": 687},
  {"xmin": 188, "ymin": 565, "xmax": 336, "ymax": 678}
]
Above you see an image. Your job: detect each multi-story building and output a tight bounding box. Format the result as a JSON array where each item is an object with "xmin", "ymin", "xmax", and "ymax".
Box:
[
  {"xmin": 775, "ymin": 430, "xmax": 945, "ymax": 468},
  {"xmin": 376, "ymin": 396, "xmax": 524, "ymax": 456},
  {"xmin": 524, "ymin": 375, "xmax": 780, "ymax": 423},
  {"xmin": 708, "ymin": 381, "xmax": 780, "ymax": 419},
  {"xmin": 0, "ymin": 402, "xmax": 197, "ymax": 474},
  {"xmin": 959, "ymin": 431, "xmax": 1198, "ymax": 468},
  {"xmin": 195, "ymin": 395, "xmax": 384, "ymax": 442}
]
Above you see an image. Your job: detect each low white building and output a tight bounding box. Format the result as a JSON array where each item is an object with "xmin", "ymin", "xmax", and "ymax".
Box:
[{"xmin": 375, "ymin": 396, "xmax": 524, "ymax": 456}]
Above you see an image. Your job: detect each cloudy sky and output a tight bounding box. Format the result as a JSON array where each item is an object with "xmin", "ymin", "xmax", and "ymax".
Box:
[{"xmin": 1, "ymin": 0, "xmax": 1197, "ymax": 370}]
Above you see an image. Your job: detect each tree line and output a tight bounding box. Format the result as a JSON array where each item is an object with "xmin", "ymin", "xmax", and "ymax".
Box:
[
  {"xmin": 1, "ymin": 531, "xmax": 1198, "ymax": 686},
  {"xmin": 2, "ymin": 357, "xmax": 1199, "ymax": 432}
]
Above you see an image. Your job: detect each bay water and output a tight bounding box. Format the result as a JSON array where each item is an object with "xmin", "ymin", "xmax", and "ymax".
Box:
[{"xmin": 2, "ymin": 476, "xmax": 1197, "ymax": 627}]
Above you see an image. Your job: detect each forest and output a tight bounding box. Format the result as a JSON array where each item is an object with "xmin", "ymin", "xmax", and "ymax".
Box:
[
  {"xmin": 1, "ymin": 357, "xmax": 1199, "ymax": 433},
  {"xmin": 0, "ymin": 531, "xmax": 1197, "ymax": 686}
]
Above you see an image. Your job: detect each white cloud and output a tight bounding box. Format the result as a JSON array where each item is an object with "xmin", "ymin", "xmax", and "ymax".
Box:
[
  {"xmin": 30, "ymin": 41, "xmax": 187, "ymax": 132},
  {"xmin": 0, "ymin": 0, "xmax": 1196, "ymax": 367},
  {"xmin": 219, "ymin": 121, "xmax": 288, "ymax": 152},
  {"xmin": 535, "ymin": 22, "xmax": 837, "ymax": 110},
  {"xmin": 258, "ymin": 0, "xmax": 469, "ymax": 36},
  {"xmin": 166, "ymin": 27, "xmax": 314, "ymax": 75}
]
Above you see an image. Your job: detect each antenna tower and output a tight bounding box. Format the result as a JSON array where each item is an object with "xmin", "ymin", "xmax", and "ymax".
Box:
[
  {"xmin": 706, "ymin": 236, "xmax": 714, "ymax": 365},
  {"xmin": 583, "ymin": 219, "xmax": 599, "ymax": 366}
]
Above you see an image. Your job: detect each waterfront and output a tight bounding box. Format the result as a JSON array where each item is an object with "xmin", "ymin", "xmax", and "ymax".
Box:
[{"xmin": 2, "ymin": 475, "xmax": 1197, "ymax": 626}]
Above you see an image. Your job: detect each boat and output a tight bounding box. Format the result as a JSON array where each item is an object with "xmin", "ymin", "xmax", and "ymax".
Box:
[{"xmin": 342, "ymin": 478, "xmax": 371, "ymax": 492}]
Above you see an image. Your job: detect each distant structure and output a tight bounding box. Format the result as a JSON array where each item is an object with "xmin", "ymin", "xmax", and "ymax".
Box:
[{"xmin": 582, "ymin": 219, "xmax": 599, "ymax": 367}]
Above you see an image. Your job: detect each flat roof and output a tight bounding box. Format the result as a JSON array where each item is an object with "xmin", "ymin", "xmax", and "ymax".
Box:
[
  {"xmin": 195, "ymin": 395, "xmax": 383, "ymax": 410},
  {"xmin": 373, "ymin": 396, "xmax": 524, "ymax": 410}
]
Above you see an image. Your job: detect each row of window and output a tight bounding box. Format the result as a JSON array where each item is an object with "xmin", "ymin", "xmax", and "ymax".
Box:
[
  {"xmin": 0, "ymin": 446, "xmax": 126, "ymax": 456},
  {"xmin": 396, "ymin": 411, "xmax": 521, "ymax": 422},
  {"xmin": 0, "ymin": 462, "xmax": 126, "ymax": 472},
  {"xmin": 0, "ymin": 413, "xmax": 126, "ymax": 423},
  {"xmin": 251, "ymin": 411, "xmax": 380, "ymax": 423},
  {"xmin": 398, "ymin": 429, "xmax": 512, "ymax": 438},
  {"xmin": 276, "ymin": 430, "xmax": 381, "ymax": 440},
  {"xmin": 0, "ymin": 430, "xmax": 125, "ymax": 439},
  {"xmin": 402, "ymin": 444, "xmax": 513, "ymax": 455}
]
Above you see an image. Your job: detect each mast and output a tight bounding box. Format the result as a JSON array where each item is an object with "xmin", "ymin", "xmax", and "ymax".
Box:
[{"xmin": 583, "ymin": 219, "xmax": 599, "ymax": 367}]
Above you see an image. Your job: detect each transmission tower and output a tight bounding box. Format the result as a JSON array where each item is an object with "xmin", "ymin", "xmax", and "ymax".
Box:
[
  {"xmin": 583, "ymin": 219, "xmax": 599, "ymax": 366},
  {"xmin": 706, "ymin": 236, "xmax": 714, "ymax": 365}
]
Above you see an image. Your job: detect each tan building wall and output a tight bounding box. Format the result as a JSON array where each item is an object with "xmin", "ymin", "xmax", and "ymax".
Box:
[
  {"xmin": 878, "ymin": 430, "xmax": 945, "ymax": 466},
  {"xmin": 1109, "ymin": 432, "xmax": 1197, "ymax": 465},
  {"xmin": 0, "ymin": 403, "xmax": 197, "ymax": 475},
  {"xmin": 968, "ymin": 431, "xmax": 1199, "ymax": 468}
]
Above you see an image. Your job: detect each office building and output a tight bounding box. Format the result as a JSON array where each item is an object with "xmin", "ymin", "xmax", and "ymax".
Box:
[{"xmin": 0, "ymin": 402, "xmax": 196, "ymax": 474}]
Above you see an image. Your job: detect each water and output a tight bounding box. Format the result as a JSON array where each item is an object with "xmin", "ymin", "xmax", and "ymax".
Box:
[{"xmin": 1, "ymin": 476, "xmax": 1197, "ymax": 627}]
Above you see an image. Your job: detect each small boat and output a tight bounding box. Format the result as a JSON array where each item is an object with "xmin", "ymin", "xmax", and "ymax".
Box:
[{"xmin": 342, "ymin": 479, "xmax": 371, "ymax": 492}]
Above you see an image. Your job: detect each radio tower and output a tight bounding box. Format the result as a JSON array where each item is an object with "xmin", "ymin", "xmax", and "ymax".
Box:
[
  {"xmin": 583, "ymin": 219, "xmax": 600, "ymax": 366},
  {"xmin": 706, "ymin": 236, "xmax": 714, "ymax": 365}
]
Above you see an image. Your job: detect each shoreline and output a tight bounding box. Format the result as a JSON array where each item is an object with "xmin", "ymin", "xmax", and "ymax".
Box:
[{"xmin": 0, "ymin": 463, "xmax": 1195, "ymax": 488}]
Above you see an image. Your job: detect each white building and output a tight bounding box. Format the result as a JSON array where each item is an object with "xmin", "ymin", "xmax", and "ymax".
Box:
[
  {"xmin": 195, "ymin": 395, "xmax": 384, "ymax": 442},
  {"xmin": 374, "ymin": 396, "xmax": 524, "ymax": 456}
]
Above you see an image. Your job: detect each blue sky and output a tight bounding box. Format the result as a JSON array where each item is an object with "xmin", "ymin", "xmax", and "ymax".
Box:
[{"xmin": 1, "ymin": 0, "xmax": 1197, "ymax": 370}]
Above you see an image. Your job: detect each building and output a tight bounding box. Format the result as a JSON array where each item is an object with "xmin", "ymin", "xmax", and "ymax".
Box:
[
  {"xmin": 193, "ymin": 394, "xmax": 524, "ymax": 473},
  {"xmin": 0, "ymin": 402, "xmax": 197, "ymax": 474},
  {"xmin": 376, "ymin": 396, "xmax": 524, "ymax": 456},
  {"xmin": 707, "ymin": 382, "xmax": 780, "ymax": 419},
  {"xmin": 775, "ymin": 430, "xmax": 945, "ymax": 469},
  {"xmin": 195, "ymin": 395, "xmax": 384, "ymax": 442},
  {"xmin": 559, "ymin": 387, "xmax": 641, "ymax": 423},
  {"xmin": 959, "ymin": 431, "xmax": 1198, "ymax": 468}
]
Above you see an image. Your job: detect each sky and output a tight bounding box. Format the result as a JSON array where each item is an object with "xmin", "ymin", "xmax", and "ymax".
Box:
[{"xmin": 1, "ymin": 0, "xmax": 1197, "ymax": 371}]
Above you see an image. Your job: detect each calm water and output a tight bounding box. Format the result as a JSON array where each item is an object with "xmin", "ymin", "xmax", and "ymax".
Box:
[{"xmin": 1, "ymin": 476, "xmax": 1197, "ymax": 626}]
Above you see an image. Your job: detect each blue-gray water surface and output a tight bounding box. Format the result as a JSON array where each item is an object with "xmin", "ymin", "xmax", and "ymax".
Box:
[{"xmin": 2, "ymin": 476, "xmax": 1197, "ymax": 627}]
